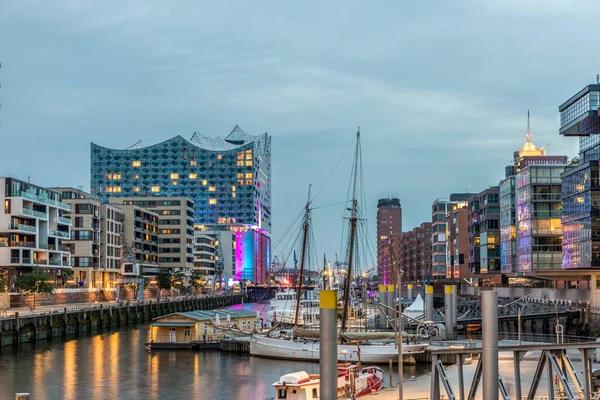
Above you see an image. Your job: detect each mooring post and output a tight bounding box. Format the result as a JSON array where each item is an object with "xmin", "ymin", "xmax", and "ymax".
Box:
[
  {"xmin": 378, "ymin": 285, "xmax": 386, "ymax": 328},
  {"xmin": 426, "ymin": 285, "xmax": 434, "ymax": 322},
  {"xmin": 319, "ymin": 289, "xmax": 338, "ymax": 400},
  {"xmin": 407, "ymin": 283, "xmax": 413, "ymax": 301},
  {"xmin": 445, "ymin": 285, "xmax": 454, "ymax": 340},
  {"xmin": 482, "ymin": 290, "xmax": 498, "ymax": 400},
  {"xmin": 387, "ymin": 284, "xmax": 394, "ymax": 328},
  {"xmin": 451, "ymin": 285, "xmax": 457, "ymax": 330}
]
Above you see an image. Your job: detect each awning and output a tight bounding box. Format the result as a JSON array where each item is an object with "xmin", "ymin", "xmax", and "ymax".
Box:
[{"xmin": 151, "ymin": 322, "xmax": 196, "ymax": 327}]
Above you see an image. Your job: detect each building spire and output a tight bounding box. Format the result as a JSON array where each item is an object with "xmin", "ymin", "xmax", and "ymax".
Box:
[{"xmin": 526, "ymin": 109, "xmax": 532, "ymax": 143}]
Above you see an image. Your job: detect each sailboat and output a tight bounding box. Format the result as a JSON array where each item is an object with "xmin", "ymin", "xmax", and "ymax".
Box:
[{"xmin": 250, "ymin": 129, "xmax": 428, "ymax": 364}]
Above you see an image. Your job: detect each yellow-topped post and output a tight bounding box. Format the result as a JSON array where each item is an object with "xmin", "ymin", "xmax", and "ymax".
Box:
[
  {"xmin": 444, "ymin": 285, "xmax": 454, "ymax": 339},
  {"xmin": 425, "ymin": 285, "xmax": 434, "ymax": 321},
  {"xmin": 378, "ymin": 284, "xmax": 386, "ymax": 329},
  {"xmin": 320, "ymin": 290, "xmax": 338, "ymax": 400},
  {"xmin": 387, "ymin": 283, "xmax": 395, "ymax": 327},
  {"xmin": 407, "ymin": 283, "xmax": 414, "ymax": 300}
]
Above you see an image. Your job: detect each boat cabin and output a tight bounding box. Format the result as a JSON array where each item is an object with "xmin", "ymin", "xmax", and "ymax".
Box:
[{"xmin": 150, "ymin": 308, "xmax": 258, "ymax": 343}]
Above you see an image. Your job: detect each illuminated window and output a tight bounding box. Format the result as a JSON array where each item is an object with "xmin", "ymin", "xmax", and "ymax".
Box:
[
  {"xmin": 190, "ymin": 161, "xmax": 196, "ymax": 166},
  {"xmin": 106, "ymin": 187, "xmax": 113, "ymax": 193},
  {"xmin": 201, "ymin": 180, "xmax": 207, "ymax": 185},
  {"xmin": 170, "ymin": 173, "xmax": 179, "ymax": 179},
  {"xmin": 237, "ymin": 173, "xmax": 244, "ymax": 178},
  {"xmin": 189, "ymin": 173, "xmax": 197, "ymax": 179},
  {"xmin": 145, "ymin": 234, "xmax": 149, "ymax": 241},
  {"xmin": 232, "ymin": 193, "xmax": 236, "ymax": 198},
  {"xmin": 245, "ymin": 161, "xmax": 253, "ymax": 166},
  {"xmin": 237, "ymin": 161, "xmax": 244, "ymax": 166},
  {"xmin": 218, "ymin": 154, "xmax": 223, "ymax": 160},
  {"xmin": 105, "ymin": 174, "xmax": 112, "ymax": 180},
  {"xmin": 238, "ymin": 180, "xmax": 244, "ymax": 186},
  {"xmin": 132, "ymin": 161, "xmax": 141, "ymax": 167},
  {"xmin": 245, "ymin": 173, "xmax": 253, "ymax": 178},
  {"xmin": 246, "ymin": 154, "xmax": 252, "ymax": 160},
  {"xmin": 114, "ymin": 187, "xmax": 122, "ymax": 193},
  {"xmin": 134, "ymin": 187, "xmax": 140, "ymax": 192},
  {"xmin": 238, "ymin": 153, "xmax": 244, "ymax": 160},
  {"xmin": 246, "ymin": 180, "xmax": 252, "ymax": 185},
  {"xmin": 209, "ymin": 199, "xmax": 217, "ymax": 205},
  {"xmin": 172, "ymin": 181, "xmax": 178, "ymax": 185},
  {"xmin": 151, "ymin": 186, "xmax": 160, "ymax": 193},
  {"xmin": 231, "ymin": 186, "xmax": 236, "ymax": 192},
  {"xmin": 208, "ymin": 186, "xmax": 216, "ymax": 192},
  {"xmin": 145, "ymin": 254, "xmax": 149, "ymax": 261},
  {"xmin": 134, "ymin": 174, "xmax": 140, "ymax": 179}
]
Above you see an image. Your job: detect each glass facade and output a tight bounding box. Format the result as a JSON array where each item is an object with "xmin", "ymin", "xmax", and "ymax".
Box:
[
  {"xmin": 500, "ymin": 177, "xmax": 516, "ymax": 273},
  {"xmin": 90, "ymin": 128, "xmax": 271, "ymax": 232}
]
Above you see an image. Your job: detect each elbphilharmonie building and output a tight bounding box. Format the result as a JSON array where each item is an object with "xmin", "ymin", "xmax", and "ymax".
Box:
[{"xmin": 90, "ymin": 126, "xmax": 272, "ymax": 232}]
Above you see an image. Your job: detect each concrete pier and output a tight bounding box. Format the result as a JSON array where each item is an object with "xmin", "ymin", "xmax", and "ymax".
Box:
[{"xmin": 425, "ymin": 285, "xmax": 434, "ymax": 321}]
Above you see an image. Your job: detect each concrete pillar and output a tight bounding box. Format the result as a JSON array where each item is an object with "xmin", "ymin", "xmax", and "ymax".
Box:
[
  {"xmin": 387, "ymin": 284, "xmax": 395, "ymax": 327},
  {"xmin": 482, "ymin": 290, "xmax": 498, "ymax": 400},
  {"xmin": 425, "ymin": 285, "xmax": 434, "ymax": 321},
  {"xmin": 445, "ymin": 285, "xmax": 454, "ymax": 339},
  {"xmin": 407, "ymin": 284, "xmax": 414, "ymax": 301},
  {"xmin": 320, "ymin": 290, "xmax": 338, "ymax": 400},
  {"xmin": 452, "ymin": 285, "xmax": 457, "ymax": 329}
]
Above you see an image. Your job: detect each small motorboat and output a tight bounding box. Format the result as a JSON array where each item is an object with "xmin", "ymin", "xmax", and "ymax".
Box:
[{"xmin": 272, "ymin": 363, "xmax": 385, "ymax": 399}]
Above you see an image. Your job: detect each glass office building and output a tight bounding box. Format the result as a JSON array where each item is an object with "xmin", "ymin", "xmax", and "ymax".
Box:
[{"xmin": 90, "ymin": 126, "xmax": 272, "ymax": 233}]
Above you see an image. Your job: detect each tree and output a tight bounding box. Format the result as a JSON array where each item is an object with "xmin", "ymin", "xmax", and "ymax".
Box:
[
  {"xmin": 172, "ymin": 270, "xmax": 186, "ymax": 292},
  {"xmin": 157, "ymin": 269, "xmax": 172, "ymax": 292},
  {"xmin": 190, "ymin": 269, "xmax": 206, "ymax": 290},
  {"xmin": 20, "ymin": 269, "xmax": 54, "ymax": 308}
]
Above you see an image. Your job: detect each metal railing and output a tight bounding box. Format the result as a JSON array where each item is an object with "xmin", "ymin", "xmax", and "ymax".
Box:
[
  {"xmin": 8, "ymin": 223, "xmax": 36, "ymax": 233},
  {"xmin": 8, "ymin": 241, "xmax": 35, "ymax": 248},
  {"xmin": 22, "ymin": 208, "xmax": 48, "ymax": 219},
  {"xmin": 49, "ymin": 230, "xmax": 70, "ymax": 238},
  {"xmin": 21, "ymin": 191, "xmax": 71, "ymax": 211},
  {"xmin": 452, "ymin": 331, "xmax": 597, "ymax": 344}
]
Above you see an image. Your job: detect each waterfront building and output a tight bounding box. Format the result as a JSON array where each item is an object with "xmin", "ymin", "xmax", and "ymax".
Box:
[
  {"xmin": 116, "ymin": 204, "xmax": 159, "ymax": 274},
  {"xmin": 560, "ymin": 81, "xmax": 600, "ymax": 273},
  {"xmin": 51, "ymin": 188, "xmax": 123, "ymax": 289},
  {"xmin": 431, "ymin": 193, "xmax": 475, "ymax": 280},
  {"xmin": 516, "ymin": 164, "xmax": 566, "ymax": 275},
  {"xmin": 193, "ymin": 232, "xmax": 217, "ymax": 282},
  {"xmin": 445, "ymin": 201, "xmax": 470, "ymax": 280},
  {"xmin": 468, "ymin": 187, "xmax": 503, "ymax": 286},
  {"xmin": 499, "ymin": 113, "xmax": 567, "ymax": 279},
  {"xmin": 108, "ymin": 197, "xmax": 194, "ymax": 273},
  {"xmin": 397, "ymin": 222, "xmax": 432, "ymax": 284},
  {"xmin": 90, "ymin": 127, "xmax": 272, "ymax": 232},
  {"xmin": 0, "ymin": 177, "xmax": 72, "ymax": 291},
  {"xmin": 376, "ymin": 198, "xmax": 402, "ymax": 285}
]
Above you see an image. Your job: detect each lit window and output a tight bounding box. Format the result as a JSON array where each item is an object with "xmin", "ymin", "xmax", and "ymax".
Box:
[
  {"xmin": 132, "ymin": 161, "xmax": 141, "ymax": 167},
  {"xmin": 106, "ymin": 187, "xmax": 113, "ymax": 193},
  {"xmin": 237, "ymin": 173, "xmax": 244, "ymax": 178},
  {"xmin": 113, "ymin": 174, "xmax": 121, "ymax": 180},
  {"xmin": 114, "ymin": 187, "xmax": 122, "ymax": 193},
  {"xmin": 238, "ymin": 180, "xmax": 244, "ymax": 186},
  {"xmin": 105, "ymin": 174, "xmax": 112, "ymax": 180},
  {"xmin": 170, "ymin": 173, "xmax": 179, "ymax": 179},
  {"xmin": 189, "ymin": 173, "xmax": 197, "ymax": 179},
  {"xmin": 151, "ymin": 186, "xmax": 160, "ymax": 193},
  {"xmin": 232, "ymin": 193, "xmax": 236, "ymax": 198},
  {"xmin": 134, "ymin": 187, "xmax": 140, "ymax": 192},
  {"xmin": 246, "ymin": 154, "xmax": 252, "ymax": 160},
  {"xmin": 209, "ymin": 199, "xmax": 217, "ymax": 205},
  {"xmin": 190, "ymin": 161, "xmax": 196, "ymax": 166},
  {"xmin": 134, "ymin": 175, "xmax": 140, "ymax": 179},
  {"xmin": 231, "ymin": 186, "xmax": 236, "ymax": 192},
  {"xmin": 237, "ymin": 161, "xmax": 244, "ymax": 166},
  {"xmin": 246, "ymin": 180, "xmax": 252, "ymax": 185},
  {"xmin": 245, "ymin": 161, "xmax": 253, "ymax": 166},
  {"xmin": 238, "ymin": 153, "xmax": 244, "ymax": 160},
  {"xmin": 172, "ymin": 181, "xmax": 178, "ymax": 185},
  {"xmin": 218, "ymin": 154, "xmax": 223, "ymax": 160},
  {"xmin": 202, "ymin": 180, "xmax": 207, "ymax": 185},
  {"xmin": 245, "ymin": 173, "xmax": 253, "ymax": 178},
  {"xmin": 246, "ymin": 149, "xmax": 252, "ymax": 154},
  {"xmin": 208, "ymin": 186, "xmax": 216, "ymax": 192}
]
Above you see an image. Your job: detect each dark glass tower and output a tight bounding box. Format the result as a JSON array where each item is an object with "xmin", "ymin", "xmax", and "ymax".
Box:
[{"xmin": 90, "ymin": 126, "xmax": 272, "ymax": 233}]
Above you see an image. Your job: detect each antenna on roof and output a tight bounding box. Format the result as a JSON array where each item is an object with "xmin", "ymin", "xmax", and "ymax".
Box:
[
  {"xmin": 28, "ymin": 175, "xmax": 30, "ymax": 183},
  {"xmin": 597, "ymin": 74, "xmax": 599, "ymax": 84}
]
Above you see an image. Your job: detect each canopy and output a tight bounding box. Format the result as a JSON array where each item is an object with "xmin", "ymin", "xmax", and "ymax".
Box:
[
  {"xmin": 404, "ymin": 293, "xmax": 425, "ymax": 313},
  {"xmin": 152, "ymin": 322, "xmax": 196, "ymax": 327}
]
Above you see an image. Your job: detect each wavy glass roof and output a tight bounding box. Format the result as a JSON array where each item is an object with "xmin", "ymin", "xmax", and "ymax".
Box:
[{"xmin": 112, "ymin": 126, "xmax": 270, "ymax": 154}]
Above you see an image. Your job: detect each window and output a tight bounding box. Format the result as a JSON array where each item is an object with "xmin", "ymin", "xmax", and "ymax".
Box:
[
  {"xmin": 4, "ymin": 199, "xmax": 10, "ymax": 213},
  {"xmin": 277, "ymin": 389, "xmax": 287, "ymax": 399},
  {"xmin": 246, "ymin": 180, "xmax": 252, "ymax": 185},
  {"xmin": 190, "ymin": 161, "xmax": 196, "ymax": 166},
  {"xmin": 75, "ymin": 217, "xmax": 83, "ymax": 228},
  {"xmin": 189, "ymin": 173, "xmax": 197, "ymax": 179},
  {"xmin": 201, "ymin": 180, "xmax": 207, "ymax": 185},
  {"xmin": 218, "ymin": 154, "xmax": 223, "ymax": 160},
  {"xmin": 132, "ymin": 161, "xmax": 141, "ymax": 167},
  {"xmin": 231, "ymin": 186, "xmax": 236, "ymax": 192},
  {"xmin": 170, "ymin": 173, "xmax": 179, "ymax": 179},
  {"xmin": 245, "ymin": 161, "xmax": 253, "ymax": 166},
  {"xmin": 134, "ymin": 174, "xmax": 140, "ymax": 179},
  {"xmin": 237, "ymin": 161, "xmax": 244, "ymax": 166},
  {"xmin": 151, "ymin": 186, "xmax": 160, "ymax": 193},
  {"xmin": 134, "ymin": 187, "xmax": 140, "ymax": 192},
  {"xmin": 208, "ymin": 186, "xmax": 216, "ymax": 192},
  {"xmin": 312, "ymin": 389, "xmax": 317, "ymax": 398},
  {"xmin": 245, "ymin": 173, "xmax": 253, "ymax": 179},
  {"xmin": 209, "ymin": 199, "xmax": 217, "ymax": 205}
]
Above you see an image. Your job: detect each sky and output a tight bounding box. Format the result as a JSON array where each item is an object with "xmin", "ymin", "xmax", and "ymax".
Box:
[{"xmin": 1, "ymin": 1, "xmax": 599, "ymax": 269}]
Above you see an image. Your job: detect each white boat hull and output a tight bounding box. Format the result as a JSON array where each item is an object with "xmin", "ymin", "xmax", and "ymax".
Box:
[{"xmin": 250, "ymin": 335, "xmax": 428, "ymax": 364}]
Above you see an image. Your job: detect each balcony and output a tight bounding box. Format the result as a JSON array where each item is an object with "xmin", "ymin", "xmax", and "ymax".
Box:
[
  {"xmin": 8, "ymin": 223, "xmax": 36, "ymax": 233},
  {"xmin": 58, "ymin": 216, "xmax": 72, "ymax": 225},
  {"xmin": 21, "ymin": 191, "xmax": 71, "ymax": 211},
  {"xmin": 22, "ymin": 208, "xmax": 48, "ymax": 219},
  {"xmin": 50, "ymin": 230, "xmax": 70, "ymax": 238},
  {"xmin": 22, "ymin": 258, "xmax": 31, "ymax": 264},
  {"xmin": 49, "ymin": 259, "xmax": 62, "ymax": 266},
  {"xmin": 5, "ymin": 241, "xmax": 36, "ymax": 248}
]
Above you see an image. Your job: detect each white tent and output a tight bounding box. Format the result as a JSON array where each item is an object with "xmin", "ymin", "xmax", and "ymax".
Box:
[{"xmin": 404, "ymin": 293, "xmax": 425, "ymax": 314}]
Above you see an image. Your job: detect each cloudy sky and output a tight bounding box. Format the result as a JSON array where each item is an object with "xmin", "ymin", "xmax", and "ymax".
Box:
[{"xmin": 1, "ymin": 1, "xmax": 598, "ymax": 268}]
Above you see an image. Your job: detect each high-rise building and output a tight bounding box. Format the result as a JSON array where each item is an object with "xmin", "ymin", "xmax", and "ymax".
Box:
[
  {"xmin": 0, "ymin": 177, "xmax": 72, "ymax": 291},
  {"xmin": 51, "ymin": 188, "xmax": 123, "ymax": 289},
  {"xmin": 446, "ymin": 201, "xmax": 470, "ymax": 280},
  {"xmin": 468, "ymin": 187, "xmax": 503, "ymax": 286},
  {"xmin": 559, "ymin": 82, "xmax": 600, "ymax": 272},
  {"xmin": 376, "ymin": 198, "xmax": 402, "ymax": 285},
  {"xmin": 108, "ymin": 197, "xmax": 194, "ymax": 272},
  {"xmin": 117, "ymin": 204, "xmax": 159, "ymax": 273},
  {"xmin": 90, "ymin": 127, "xmax": 272, "ymax": 232},
  {"xmin": 397, "ymin": 222, "xmax": 432, "ymax": 284},
  {"xmin": 500, "ymin": 112, "xmax": 568, "ymax": 277},
  {"xmin": 431, "ymin": 193, "xmax": 475, "ymax": 281}
]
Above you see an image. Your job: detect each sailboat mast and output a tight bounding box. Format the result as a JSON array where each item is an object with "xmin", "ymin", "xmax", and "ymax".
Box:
[
  {"xmin": 294, "ymin": 185, "xmax": 312, "ymax": 326},
  {"xmin": 341, "ymin": 128, "xmax": 360, "ymax": 332}
]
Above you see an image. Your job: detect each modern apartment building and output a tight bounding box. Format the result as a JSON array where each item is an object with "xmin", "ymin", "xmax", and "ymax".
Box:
[
  {"xmin": 52, "ymin": 188, "xmax": 123, "ymax": 289},
  {"xmin": 559, "ymin": 82, "xmax": 600, "ymax": 272},
  {"xmin": 516, "ymin": 164, "xmax": 567, "ymax": 275},
  {"xmin": 431, "ymin": 193, "xmax": 475, "ymax": 280},
  {"xmin": 446, "ymin": 201, "xmax": 470, "ymax": 280},
  {"xmin": 0, "ymin": 177, "xmax": 72, "ymax": 291},
  {"xmin": 90, "ymin": 127, "xmax": 272, "ymax": 232},
  {"xmin": 376, "ymin": 198, "xmax": 402, "ymax": 285},
  {"xmin": 116, "ymin": 204, "xmax": 159, "ymax": 273},
  {"xmin": 193, "ymin": 232, "xmax": 217, "ymax": 278},
  {"xmin": 468, "ymin": 187, "xmax": 503, "ymax": 286},
  {"xmin": 108, "ymin": 197, "xmax": 194, "ymax": 272},
  {"xmin": 397, "ymin": 222, "xmax": 432, "ymax": 284}
]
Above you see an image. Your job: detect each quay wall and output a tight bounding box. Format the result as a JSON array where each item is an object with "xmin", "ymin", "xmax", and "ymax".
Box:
[{"xmin": 0, "ymin": 294, "xmax": 245, "ymax": 349}]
